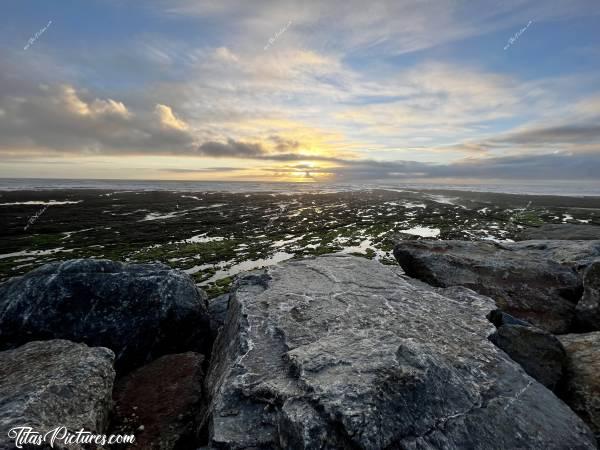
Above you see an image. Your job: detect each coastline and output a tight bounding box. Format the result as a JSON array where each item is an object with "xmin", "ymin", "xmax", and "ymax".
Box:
[{"xmin": 1, "ymin": 187, "xmax": 599, "ymax": 297}]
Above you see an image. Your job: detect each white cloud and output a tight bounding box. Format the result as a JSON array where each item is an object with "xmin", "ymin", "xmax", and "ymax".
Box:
[{"xmin": 155, "ymin": 104, "xmax": 189, "ymax": 130}]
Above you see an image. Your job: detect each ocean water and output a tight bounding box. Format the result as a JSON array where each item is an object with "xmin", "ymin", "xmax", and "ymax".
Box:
[{"xmin": 1, "ymin": 178, "xmax": 600, "ymax": 197}]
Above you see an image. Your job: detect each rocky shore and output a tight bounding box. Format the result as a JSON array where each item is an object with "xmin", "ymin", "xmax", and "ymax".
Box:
[{"xmin": 1, "ymin": 223, "xmax": 600, "ymax": 448}]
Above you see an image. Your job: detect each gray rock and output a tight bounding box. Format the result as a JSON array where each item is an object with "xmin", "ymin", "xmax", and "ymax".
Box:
[
  {"xmin": 576, "ymin": 261, "xmax": 600, "ymax": 331},
  {"xmin": 201, "ymin": 255, "xmax": 596, "ymax": 449},
  {"xmin": 393, "ymin": 240, "xmax": 589, "ymax": 333},
  {"xmin": 508, "ymin": 240, "xmax": 600, "ymax": 269},
  {"xmin": 489, "ymin": 324, "xmax": 566, "ymax": 390},
  {"xmin": 435, "ymin": 285, "xmax": 497, "ymax": 309},
  {"xmin": 517, "ymin": 224, "xmax": 600, "ymax": 241},
  {"xmin": 0, "ymin": 259, "xmax": 211, "ymax": 373},
  {"xmin": 111, "ymin": 352, "xmax": 205, "ymax": 449},
  {"xmin": 208, "ymin": 294, "xmax": 230, "ymax": 340},
  {"xmin": 558, "ymin": 332, "xmax": 600, "ymax": 441},
  {"xmin": 0, "ymin": 339, "xmax": 115, "ymax": 450},
  {"xmin": 487, "ymin": 309, "xmax": 532, "ymax": 328}
]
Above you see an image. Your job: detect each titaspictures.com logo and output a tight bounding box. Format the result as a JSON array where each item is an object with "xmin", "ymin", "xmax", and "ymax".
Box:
[{"xmin": 7, "ymin": 426, "xmax": 135, "ymax": 448}]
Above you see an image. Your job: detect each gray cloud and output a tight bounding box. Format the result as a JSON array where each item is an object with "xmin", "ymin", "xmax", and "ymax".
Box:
[
  {"xmin": 428, "ymin": 152, "xmax": 600, "ymax": 180},
  {"xmin": 0, "ymin": 80, "xmax": 197, "ymax": 156},
  {"xmin": 268, "ymin": 136, "xmax": 300, "ymax": 152},
  {"xmin": 448, "ymin": 123, "xmax": 600, "ymax": 153},
  {"xmin": 195, "ymin": 136, "xmax": 305, "ymax": 158},
  {"xmin": 320, "ymin": 152, "xmax": 600, "ymax": 181},
  {"xmin": 196, "ymin": 139, "xmax": 265, "ymax": 157},
  {"xmin": 259, "ymin": 151, "xmax": 600, "ymax": 181},
  {"xmin": 1, "ymin": 70, "xmax": 598, "ymax": 183},
  {"xmin": 491, "ymin": 124, "xmax": 600, "ymax": 146}
]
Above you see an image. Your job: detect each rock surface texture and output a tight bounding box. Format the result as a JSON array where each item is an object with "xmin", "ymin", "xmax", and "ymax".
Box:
[
  {"xmin": 0, "ymin": 259, "xmax": 211, "ymax": 373},
  {"xmin": 517, "ymin": 224, "xmax": 600, "ymax": 241},
  {"xmin": 488, "ymin": 323, "xmax": 566, "ymax": 390},
  {"xmin": 559, "ymin": 332, "xmax": 600, "ymax": 441},
  {"xmin": 393, "ymin": 240, "xmax": 599, "ymax": 333},
  {"xmin": 0, "ymin": 339, "xmax": 115, "ymax": 449},
  {"xmin": 208, "ymin": 294, "xmax": 230, "ymax": 341},
  {"xmin": 202, "ymin": 255, "xmax": 597, "ymax": 449},
  {"xmin": 576, "ymin": 261, "xmax": 600, "ymax": 331},
  {"xmin": 112, "ymin": 352, "xmax": 205, "ymax": 449}
]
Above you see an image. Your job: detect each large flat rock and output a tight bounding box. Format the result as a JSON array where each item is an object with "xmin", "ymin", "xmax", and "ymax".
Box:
[
  {"xmin": 0, "ymin": 259, "xmax": 211, "ymax": 373},
  {"xmin": 0, "ymin": 339, "xmax": 115, "ymax": 449},
  {"xmin": 202, "ymin": 255, "xmax": 596, "ymax": 449},
  {"xmin": 393, "ymin": 240, "xmax": 599, "ymax": 333}
]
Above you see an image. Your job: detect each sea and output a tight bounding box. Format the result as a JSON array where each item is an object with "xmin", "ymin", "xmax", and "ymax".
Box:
[{"xmin": 1, "ymin": 178, "xmax": 600, "ymax": 197}]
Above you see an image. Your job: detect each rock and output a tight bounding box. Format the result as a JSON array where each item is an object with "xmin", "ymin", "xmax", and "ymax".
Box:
[
  {"xmin": 488, "ymin": 324, "xmax": 566, "ymax": 390},
  {"xmin": 111, "ymin": 352, "xmax": 205, "ymax": 449},
  {"xmin": 517, "ymin": 224, "xmax": 600, "ymax": 241},
  {"xmin": 435, "ymin": 285, "xmax": 497, "ymax": 309},
  {"xmin": 393, "ymin": 240, "xmax": 586, "ymax": 333},
  {"xmin": 558, "ymin": 332, "xmax": 600, "ymax": 441},
  {"xmin": 487, "ymin": 309, "xmax": 532, "ymax": 327},
  {"xmin": 576, "ymin": 261, "xmax": 600, "ymax": 331},
  {"xmin": 0, "ymin": 259, "xmax": 211, "ymax": 373},
  {"xmin": 208, "ymin": 294, "xmax": 230, "ymax": 340},
  {"xmin": 201, "ymin": 255, "xmax": 597, "ymax": 449},
  {"xmin": 0, "ymin": 339, "xmax": 115, "ymax": 449},
  {"xmin": 508, "ymin": 240, "xmax": 600, "ymax": 269}
]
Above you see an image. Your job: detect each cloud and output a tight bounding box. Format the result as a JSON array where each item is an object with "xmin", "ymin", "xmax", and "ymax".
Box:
[
  {"xmin": 2, "ymin": 0, "xmax": 600, "ymax": 183},
  {"xmin": 214, "ymin": 47, "xmax": 239, "ymax": 63},
  {"xmin": 269, "ymin": 135, "xmax": 300, "ymax": 152},
  {"xmin": 58, "ymin": 86, "xmax": 131, "ymax": 119},
  {"xmin": 196, "ymin": 139, "xmax": 265, "ymax": 157},
  {"xmin": 317, "ymin": 151, "xmax": 600, "ymax": 181},
  {"xmin": 490, "ymin": 124, "xmax": 600, "ymax": 146},
  {"xmin": 253, "ymin": 150, "xmax": 600, "ymax": 181},
  {"xmin": 195, "ymin": 137, "xmax": 324, "ymax": 159},
  {"xmin": 426, "ymin": 151, "xmax": 600, "ymax": 180},
  {"xmin": 0, "ymin": 83, "xmax": 197, "ymax": 155},
  {"xmin": 443, "ymin": 122, "xmax": 600, "ymax": 155},
  {"xmin": 155, "ymin": 104, "xmax": 189, "ymax": 130},
  {"xmin": 156, "ymin": 0, "xmax": 600, "ymax": 56},
  {"xmin": 159, "ymin": 167, "xmax": 240, "ymax": 173}
]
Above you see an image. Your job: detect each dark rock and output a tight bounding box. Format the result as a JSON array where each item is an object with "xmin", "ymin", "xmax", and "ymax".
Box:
[
  {"xmin": 111, "ymin": 352, "xmax": 205, "ymax": 449},
  {"xmin": 0, "ymin": 339, "xmax": 115, "ymax": 449},
  {"xmin": 576, "ymin": 261, "xmax": 600, "ymax": 331},
  {"xmin": 517, "ymin": 224, "xmax": 600, "ymax": 241},
  {"xmin": 508, "ymin": 240, "xmax": 600, "ymax": 269},
  {"xmin": 487, "ymin": 309, "xmax": 531, "ymax": 328},
  {"xmin": 489, "ymin": 324, "xmax": 566, "ymax": 390},
  {"xmin": 208, "ymin": 293, "xmax": 230, "ymax": 340},
  {"xmin": 558, "ymin": 332, "xmax": 600, "ymax": 441},
  {"xmin": 393, "ymin": 240, "xmax": 588, "ymax": 333},
  {"xmin": 0, "ymin": 259, "xmax": 211, "ymax": 373},
  {"xmin": 201, "ymin": 255, "xmax": 596, "ymax": 449}
]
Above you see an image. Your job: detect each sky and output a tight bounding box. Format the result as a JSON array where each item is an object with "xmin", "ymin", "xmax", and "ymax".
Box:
[{"xmin": 1, "ymin": 0, "xmax": 599, "ymax": 183}]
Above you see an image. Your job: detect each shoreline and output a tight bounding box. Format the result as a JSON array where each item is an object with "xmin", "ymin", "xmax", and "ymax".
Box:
[
  {"xmin": 1, "ymin": 188, "xmax": 599, "ymax": 296},
  {"xmin": 2, "ymin": 178, "xmax": 600, "ymax": 198}
]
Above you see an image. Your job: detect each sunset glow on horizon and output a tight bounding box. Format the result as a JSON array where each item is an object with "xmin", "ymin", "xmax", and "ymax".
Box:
[{"xmin": 1, "ymin": 0, "xmax": 599, "ymax": 182}]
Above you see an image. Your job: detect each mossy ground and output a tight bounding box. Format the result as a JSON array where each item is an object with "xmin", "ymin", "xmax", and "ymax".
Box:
[{"xmin": 1, "ymin": 188, "xmax": 598, "ymax": 297}]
